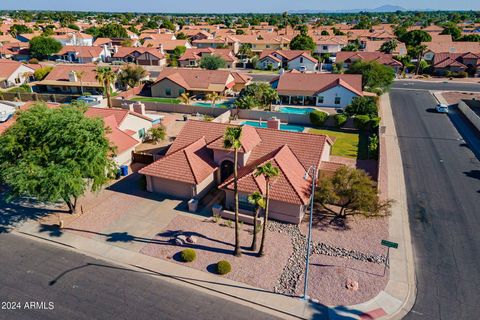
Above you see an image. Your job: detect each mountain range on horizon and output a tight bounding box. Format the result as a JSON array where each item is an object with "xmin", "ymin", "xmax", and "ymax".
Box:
[{"xmin": 289, "ymin": 4, "xmax": 436, "ymax": 14}]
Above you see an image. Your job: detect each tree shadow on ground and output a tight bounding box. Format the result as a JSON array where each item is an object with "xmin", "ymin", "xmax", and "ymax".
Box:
[
  {"xmin": 303, "ymin": 206, "xmax": 352, "ymax": 232},
  {"xmin": 0, "ymin": 194, "xmax": 68, "ymax": 234}
]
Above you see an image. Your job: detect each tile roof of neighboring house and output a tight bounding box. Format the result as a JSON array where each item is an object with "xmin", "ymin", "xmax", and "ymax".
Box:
[
  {"xmin": 84, "ymin": 106, "xmax": 152, "ymax": 126},
  {"xmin": 230, "ymin": 71, "xmax": 252, "ymax": 84},
  {"xmin": 0, "ymin": 34, "xmax": 18, "ymax": 43},
  {"xmin": 0, "ymin": 47, "xmax": 14, "ymax": 55},
  {"xmin": 275, "ymin": 73, "xmax": 363, "ymax": 97},
  {"xmin": 139, "ymin": 33, "xmax": 176, "ymax": 41},
  {"xmin": 38, "ymin": 64, "xmax": 111, "ymax": 87},
  {"xmin": 335, "ymin": 51, "xmax": 403, "ymax": 67},
  {"xmin": 429, "ymin": 34, "xmax": 453, "ymax": 42},
  {"xmin": 422, "ymin": 41, "xmax": 480, "ymax": 54},
  {"xmin": 220, "ymin": 144, "xmax": 312, "ymax": 205},
  {"xmin": 141, "ymin": 120, "xmax": 331, "ymax": 204},
  {"xmin": 57, "ymin": 45, "xmax": 104, "ymax": 59},
  {"xmin": 230, "ymin": 34, "xmax": 291, "ymax": 45},
  {"xmin": 139, "ymin": 137, "xmax": 217, "ymax": 184},
  {"xmin": 432, "ymin": 52, "xmax": 480, "ymax": 68},
  {"xmin": 259, "ymin": 50, "xmax": 317, "ymax": 63},
  {"xmin": 153, "ymin": 68, "xmax": 236, "ymax": 92},
  {"xmin": 363, "ymin": 40, "xmax": 407, "ymax": 55},
  {"xmin": 314, "ymin": 36, "xmax": 349, "ymax": 45},
  {"xmin": 143, "ymin": 39, "xmax": 191, "ymax": 50},
  {"xmin": 206, "ymin": 124, "xmax": 261, "ymax": 153},
  {"xmin": 0, "ymin": 59, "xmax": 35, "ymax": 79},
  {"xmin": 101, "ymin": 115, "xmax": 140, "ymax": 154},
  {"xmin": 178, "ymin": 48, "xmax": 237, "ymax": 62},
  {"xmin": 93, "ymin": 37, "xmax": 113, "ymax": 46},
  {"xmin": 0, "ymin": 102, "xmax": 60, "ymax": 135},
  {"xmin": 112, "ymin": 47, "xmax": 165, "ymax": 59}
]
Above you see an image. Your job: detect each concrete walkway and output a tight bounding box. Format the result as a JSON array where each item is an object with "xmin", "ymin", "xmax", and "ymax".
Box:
[{"xmin": 13, "ymin": 93, "xmax": 415, "ymax": 319}]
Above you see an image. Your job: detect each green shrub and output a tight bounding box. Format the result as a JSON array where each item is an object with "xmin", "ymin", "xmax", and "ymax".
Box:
[
  {"xmin": 368, "ymin": 134, "xmax": 379, "ymax": 159},
  {"xmin": 334, "ymin": 114, "xmax": 348, "ymax": 127},
  {"xmin": 354, "ymin": 115, "xmax": 370, "ymax": 130},
  {"xmin": 180, "ymin": 249, "xmax": 196, "ymax": 262},
  {"xmin": 309, "ymin": 110, "xmax": 328, "ymax": 127},
  {"xmin": 369, "ymin": 117, "xmax": 381, "ymax": 129},
  {"xmin": 216, "ymin": 260, "xmax": 232, "ymax": 275}
]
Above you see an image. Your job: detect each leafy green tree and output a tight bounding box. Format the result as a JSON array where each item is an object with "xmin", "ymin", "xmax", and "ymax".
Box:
[
  {"xmin": 223, "ymin": 126, "xmax": 243, "ymax": 257},
  {"xmin": 238, "ymin": 83, "xmax": 278, "ymax": 110},
  {"xmin": 67, "ymin": 23, "xmax": 80, "ymax": 31},
  {"xmin": 199, "ymin": 55, "xmax": 227, "ymax": 70},
  {"xmin": 315, "ymin": 166, "xmax": 392, "ymax": 222},
  {"xmin": 247, "ymin": 191, "xmax": 265, "ymax": 251},
  {"xmin": 379, "ymin": 39, "xmax": 398, "ymax": 54},
  {"xmin": 440, "ymin": 23, "xmax": 462, "ymax": 40},
  {"xmin": 400, "ymin": 30, "xmax": 432, "ymax": 46},
  {"xmin": 97, "ymin": 23, "xmax": 128, "ymax": 38},
  {"xmin": 254, "ymin": 162, "xmax": 280, "ymax": 257},
  {"xmin": 29, "ymin": 36, "xmax": 62, "ymax": 60},
  {"xmin": 33, "ymin": 66, "xmax": 53, "ymax": 81},
  {"xmin": 161, "ymin": 19, "xmax": 175, "ymax": 31},
  {"xmin": 0, "ymin": 103, "xmax": 114, "ymax": 214},
  {"xmin": 169, "ymin": 45, "xmax": 186, "ymax": 67},
  {"xmin": 9, "ymin": 24, "xmax": 33, "ymax": 37},
  {"xmin": 147, "ymin": 125, "xmax": 166, "ymax": 144},
  {"xmin": 95, "ymin": 67, "xmax": 117, "ymax": 108},
  {"xmin": 118, "ymin": 64, "xmax": 147, "ymax": 89},
  {"xmin": 289, "ymin": 28, "xmax": 316, "ymax": 52},
  {"xmin": 459, "ymin": 34, "xmax": 480, "ymax": 42},
  {"xmin": 346, "ymin": 60, "xmax": 395, "ymax": 92},
  {"xmin": 345, "ymin": 96, "xmax": 378, "ymax": 117},
  {"xmin": 205, "ymin": 92, "xmax": 221, "ymax": 107},
  {"xmin": 321, "ymin": 30, "xmax": 329, "ymax": 36},
  {"xmin": 176, "ymin": 32, "xmax": 187, "ymax": 40}
]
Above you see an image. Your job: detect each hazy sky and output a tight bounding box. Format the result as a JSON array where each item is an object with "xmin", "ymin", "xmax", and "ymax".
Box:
[{"xmin": 1, "ymin": 0, "xmax": 479, "ymax": 13}]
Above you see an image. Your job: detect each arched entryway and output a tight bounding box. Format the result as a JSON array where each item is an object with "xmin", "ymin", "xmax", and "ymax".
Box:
[{"xmin": 220, "ymin": 160, "xmax": 234, "ymax": 182}]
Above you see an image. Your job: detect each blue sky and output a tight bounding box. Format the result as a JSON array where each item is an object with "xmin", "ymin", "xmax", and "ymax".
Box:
[{"xmin": 1, "ymin": 1, "xmax": 479, "ymax": 13}]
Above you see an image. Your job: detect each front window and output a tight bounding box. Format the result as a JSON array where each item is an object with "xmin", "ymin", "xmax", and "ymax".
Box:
[
  {"xmin": 165, "ymin": 88, "xmax": 172, "ymax": 96},
  {"xmin": 266, "ymin": 45, "xmax": 270, "ymax": 48},
  {"xmin": 239, "ymin": 194, "xmax": 255, "ymax": 212},
  {"xmin": 335, "ymin": 97, "xmax": 341, "ymax": 105},
  {"xmin": 138, "ymin": 128, "xmax": 146, "ymax": 139},
  {"xmin": 179, "ymin": 88, "xmax": 185, "ymax": 95},
  {"xmin": 317, "ymin": 96, "xmax": 324, "ymax": 104},
  {"xmin": 322, "ymin": 45, "xmax": 328, "ymax": 50},
  {"xmin": 300, "ymin": 57, "xmax": 304, "ymax": 63}
]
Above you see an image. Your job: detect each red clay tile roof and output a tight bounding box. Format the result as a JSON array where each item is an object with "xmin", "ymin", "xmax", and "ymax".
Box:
[
  {"xmin": 335, "ymin": 51, "xmax": 403, "ymax": 67},
  {"xmin": 206, "ymin": 124, "xmax": 261, "ymax": 153},
  {"xmin": 178, "ymin": 48, "xmax": 237, "ymax": 62},
  {"xmin": 433, "ymin": 52, "xmax": 480, "ymax": 68},
  {"xmin": 139, "ymin": 137, "xmax": 217, "ymax": 184},
  {"xmin": 84, "ymin": 107, "xmax": 152, "ymax": 126},
  {"xmin": 153, "ymin": 68, "xmax": 235, "ymax": 92},
  {"xmin": 220, "ymin": 144, "xmax": 312, "ymax": 205},
  {"xmin": 275, "ymin": 73, "xmax": 363, "ymax": 97},
  {"xmin": 57, "ymin": 46, "xmax": 104, "ymax": 58},
  {"xmin": 102, "ymin": 115, "xmax": 139, "ymax": 154},
  {"xmin": 422, "ymin": 41, "xmax": 480, "ymax": 54},
  {"xmin": 0, "ymin": 59, "xmax": 35, "ymax": 79}
]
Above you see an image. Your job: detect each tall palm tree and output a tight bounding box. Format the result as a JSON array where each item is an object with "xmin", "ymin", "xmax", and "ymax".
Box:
[
  {"xmin": 179, "ymin": 92, "xmax": 191, "ymax": 105},
  {"xmin": 414, "ymin": 44, "xmax": 428, "ymax": 75},
  {"xmin": 76, "ymin": 70, "xmax": 86, "ymax": 95},
  {"xmin": 247, "ymin": 191, "xmax": 265, "ymax": 251},
  {"xmin": 223, "ymin": 126, "xmax": 243, "ymax": 257},
  {"xmin": 254, "ymin": 162, "xmax": 279, "ymax": 257},
  {"xmin": 206, "ymin": 92, "xmax": 220, "ymax": 107},
  {"xmin": 118, "ymin": 64, "xmax": 147, "ymax": 89},
  {"xmin": 95, "ymin": 66, "xmax": 116, "ymax": 108}
]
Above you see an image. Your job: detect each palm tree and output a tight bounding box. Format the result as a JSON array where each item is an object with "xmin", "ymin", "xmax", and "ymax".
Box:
[
  {"xmin": 179, "ymin": 92, "xmax": 191, "ymax": 105},
  {"xmin": 223, "ymin": 126, "xmax": 243, "ymax": 257},
  {"xmin": 238, "ymin": 43, "xmax": 253, "ymax": 68},
  {"xmin": 263, "ymin": 87, "xmax": 279, "ymax": 111},
  {"xmin": 95, "ymin": 66, "xmax": 116, "ymax": 108},
  {"xmin": 413, "ymin": 44, "xmax": 428, "ymax": 75},
  {"xmin": 247, "ymin": 191, "xmax": 265, "ymax": 251},
  {"xmin": 118, "ymin": 64, "xmax": 147, "ymax": 89},
  {"xmin": 254, "ymin": 162, "xmax": 279, "ymax": 257},
  {"xmin": 76, "ymin": 70, "xmax": 86, "ymax": 95},
  {"xmin": 206, "ymin": 92, "xmax": 220, "ymax": 107},
  {"xmin": 379, "ymin": 39, "xmax": 398, "ymax": 54}
]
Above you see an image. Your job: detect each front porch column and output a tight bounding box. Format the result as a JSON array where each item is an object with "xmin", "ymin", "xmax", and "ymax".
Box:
[{"xmin": 288, "ymin": 96, "xmax": 291, "ymax": 104}]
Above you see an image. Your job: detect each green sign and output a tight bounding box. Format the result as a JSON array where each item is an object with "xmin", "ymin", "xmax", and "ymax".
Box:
[{"xmin": 381, "ymin": 240, "xmax": 398, "ymax": 249}]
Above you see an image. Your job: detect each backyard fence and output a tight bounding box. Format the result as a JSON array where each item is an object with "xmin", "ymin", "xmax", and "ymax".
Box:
[{"xmin": 0, "ymin": 92, "xmax": 81, "ymax": 103}]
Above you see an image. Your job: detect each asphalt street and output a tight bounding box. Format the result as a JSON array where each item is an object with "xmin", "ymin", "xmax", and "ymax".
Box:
[
  {"xmin": 389, "ymin": 88, "xmax": 480, "ymax": 319},
  {"xmin": 0, "ymin": 233, "xmax": 281, "ymax": 320},
  {"xmin": 392, "ymin": 80, "xmax": 480, "ymax": 92}
]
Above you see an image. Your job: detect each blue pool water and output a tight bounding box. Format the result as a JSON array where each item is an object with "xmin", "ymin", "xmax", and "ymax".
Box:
[
  {"xmin": 279, "ymin": 106, "xmax": 316, "ymax": 115},
  {"xmin": 193, "ymin": 102, "xmax": 230, "ymax": 108},
  {"xmin": 241, "ymin": 121, "xmax": 305, "ymax": 133}
]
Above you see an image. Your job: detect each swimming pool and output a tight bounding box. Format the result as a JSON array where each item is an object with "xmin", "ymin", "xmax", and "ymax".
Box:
[
  {"xmin": 193, "ymin": 102, "xmax": 230, "ymax": 108},
  {"xmin": 241, "ymin": 121, "xmax": 305, "ymax": 133},
  {"xmin": 279, "ymin": 106, "xmax": 317, "ymax": 115}
]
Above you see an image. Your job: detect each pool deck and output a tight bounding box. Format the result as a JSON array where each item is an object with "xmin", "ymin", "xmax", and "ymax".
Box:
[{"xmin": 274, "ymin": 105, "xmax": 339, "ymax": 115}]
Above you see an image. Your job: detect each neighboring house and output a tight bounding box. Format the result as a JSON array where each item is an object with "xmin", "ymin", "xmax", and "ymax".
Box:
[
  {"xmin": 52, "ymin": 33, "xmax": 93, "ymax": 46},
  {"xmin": 422, "ymin": 41, "xmax": 480, "ymax": 61},
  {"xmin": 363, "ymin": 40, "xmax": 408, "ymax": 56},
  {"xmin": 33, "ymin": 64, "xmax": 117, "ymax": 95},
  {"xmin": 432, "ymin": 52, "xmax": 480, "ymax": 76},
  {"xmin": 191, "ymin": 37, "xmax": 240, "ymax": 54},
  {"xmin": 111, "ymin": 47, "xmax": 166, "ymax": 66},
  {"xmin": 57, "ymin": 45, "xmax": 111, "ymax": 63},
  {"xmin": 142, "ymin": 39, "xmax": 192, "ymax": 53},
  {"xmin": 257, "ymin": 50, "xmax": 318, "ymax": 71},
  {"xmin": 314, "ymin": 36, "xmax": 349, "ymax": 56},
  {"xmin": 139, "ymin": 120, "xmax": 337, "ymax": 224},
  {"xmin": 233, "ymin": 35, "xmax": 290, "ymax": 53},
  {"xmin": 150, "ymin": 68, "xmax": 247, "ymax": 98},
  {"xmin": 335, "ymin": 51, "xmax": 403, "ymax": 73},
  {"xmin": 85, "ymin": 105, "xmax": 153, "ymax": 165},
  {"xmin": 178, "ymin": 48, "xmax": 237, "ymax": 68},
  {"xmin": 0, "ymin": 59, "xmax": 36, "ymax": 88},
  {"xmin": 271, "ymin": 72, "xmax": 366, "ymax": 108}
]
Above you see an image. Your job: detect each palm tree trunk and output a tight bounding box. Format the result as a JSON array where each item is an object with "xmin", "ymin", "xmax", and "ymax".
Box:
[
  {"xmin": 250, "ymin": 208, "xmax": 259, "ymax": 251},
  {"xmin": 106, "ymin": 81, "xmax": 112, "ymax": 108},
  {"xmin": 233, "ymin": 148, "xmax": 242, "ymax": 257},
  {"xmin": 258, "ymin": 180, "xmax": 269, "ymax": 257}
]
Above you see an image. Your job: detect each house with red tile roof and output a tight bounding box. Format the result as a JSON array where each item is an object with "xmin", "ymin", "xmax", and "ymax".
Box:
[
  {"xmin": 271, "ymin": 73, "xmax": 365, "ymax": 108},
  {"xmin": 178, "ymin": 48, "xmax": 238, "ymax": 68},
  {"xmin": 84, "ymin": 106, "xmax": 154, "ymax": 165},
  {"xmin": 139, "ymin": 120, "xmax": 336, "ymax": 224},
  {"xmin": 335, "ymin": 51, "xmax": 403, "ymax": 73},
  {"xmin": 314, "ymin": 36, "xmax": 349, "ymax": 56},
  {"xmin": 111, "ymin": 47, "xmax": 166, "ymax": 66},
  {"xmin": 432, "ymin": 52, "xmax": 480, "ymax": 76},
  {"xmin": 363, "ymin": 40, "xmax": 408, "ymax": 56},
  {"xmin": 0, "ymin": 59, "xmax": 36, "ymax": 89},
  {"xmin": 257, "ymin": 50, "xmax": 318, "ymax": 71},
  {"xmin": 422, "ymin": 41, "xmax": 480, "ymax": 61},
  {"xmin": 56, "ymin": 45, "xmax": 110, "ymax": 63},
  {"xmin": 150, "ymin": 68, "xmax": 249, "ymax": 98},
  {"xmin": 142, "ymin": 39, "xmax": 192, "ymax": 53}
]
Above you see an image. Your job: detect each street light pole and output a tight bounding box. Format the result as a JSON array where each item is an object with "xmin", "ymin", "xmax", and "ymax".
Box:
[{"xmin": 302, "ymin": 165, "xmax": 317, "ymax": 300}]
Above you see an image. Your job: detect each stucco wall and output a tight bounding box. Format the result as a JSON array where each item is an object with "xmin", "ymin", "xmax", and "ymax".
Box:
[
  {"xmin": 458, "ymin": 100, "xmax": 480, "ymax": 132},
  {"xmin": 149, "ymin": 176, "xmax": 194, "ymax": 198},
  {"xmin": 118, "ymin": 114, "xmax": 152, "ymax": 140},
  {"xmin": 114, "ymin": 147, "xmax": 134, "ymax": 166},
  {"xmin": 151, "ymin": 78, "xmax": 186, "ymax": 98},
  {"xmin": 288, "ymin": 57, "xmax": 317, "ymax": 71},
  {"xmin": 316, "ymin": 86, "xmax": 359, "ymax": 108}
]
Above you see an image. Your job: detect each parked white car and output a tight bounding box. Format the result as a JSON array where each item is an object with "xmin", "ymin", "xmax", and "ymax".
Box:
[{"xmin": 436, "ymin": 104, "xmax": 449, "ymax": 113}]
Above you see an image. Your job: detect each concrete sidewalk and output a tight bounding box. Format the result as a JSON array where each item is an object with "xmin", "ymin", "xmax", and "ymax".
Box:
[{"xmin": 13, "ymin": 93, "xmax": 415, "ymax": 320}]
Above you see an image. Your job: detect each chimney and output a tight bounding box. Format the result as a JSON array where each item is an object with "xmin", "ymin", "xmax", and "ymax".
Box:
[
  {"xmin": 68, "ymin": 71, "xmax": 78, "ymax": 82},
  {"xmin": 132, "ymin": 101, "xmax": 146, "ymax": 115},
  {"xmin": 114, "ymin": 45, "xmax": 119, "ymax": 54},
  {"xmin": 267, "ymin": 117, "xmax": 281, "ymax": 130}
]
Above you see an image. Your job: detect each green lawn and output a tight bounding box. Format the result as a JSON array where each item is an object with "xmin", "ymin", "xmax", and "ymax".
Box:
[
  {"xmin": 131, "ymin": 96, "xmax": 180, "ymax": 104},
  {"xmin": 309, "ymin": 128, "xmax": 362, "ymax": 159}
]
